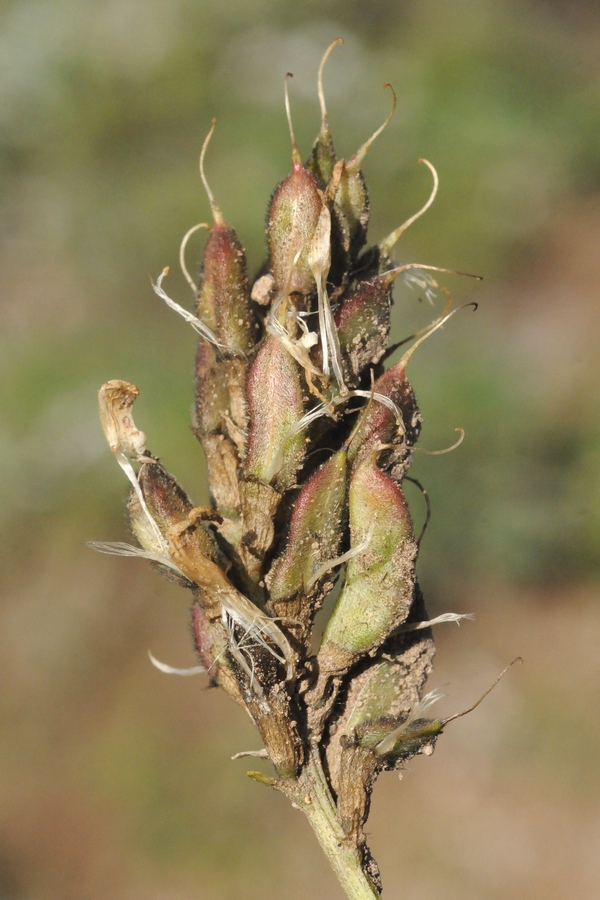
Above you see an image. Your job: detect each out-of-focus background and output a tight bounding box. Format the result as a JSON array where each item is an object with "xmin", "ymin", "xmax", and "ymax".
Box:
[{"xmin": 1, "ymin": 1, "xmax": 599, "ymax": 897}]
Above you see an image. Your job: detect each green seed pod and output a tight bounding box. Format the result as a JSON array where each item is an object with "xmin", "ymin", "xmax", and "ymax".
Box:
[
  {"xmin": 267, "ymin": 77, "xmax": 323, "ymax": 297},
  {"xmin": 318, "ymin": 449, "xmax": 417, "ymax": 674},
  {"xmin": 324, "ymin": 621, "xmax": 435, "ymax": 841},
  {"xmin": 267, "ymin": 448, "xmax": 347, "ymax": 632},
  {"xmin": 244, "ymin": 335, "xmax": 305, "ymax": 491}
]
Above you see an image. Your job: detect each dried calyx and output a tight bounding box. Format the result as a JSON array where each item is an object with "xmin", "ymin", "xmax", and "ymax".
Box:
[{"xmin": 92, "ymin": 42, "xmax": 509, "ymax": 900}]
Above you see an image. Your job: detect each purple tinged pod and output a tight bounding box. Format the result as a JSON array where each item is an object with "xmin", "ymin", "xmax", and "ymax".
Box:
[
  {"xmin": 192, "ymin": 123, "xmax": 255, "ymax": 506},
  {"xmin": 196, "ymin": 121, "xmax": 256, "ymax": 355},
  {"xmin": 267, "ymin": 77, "xmax": 323, "ymax": 297},
  {"xmin": 347, "ymin": 358, "xmax": 421, "ymax": 468},
  {"xmin": 244, "ymin": 335, "xmax": 305, "ymax": 491},
  {"xmin": 267, "ymin": 448, "xmax": 347, "ymax": 630},
  {"xmin": 318, "ymin": 450, "xmax": 417, "ymax": 674}
]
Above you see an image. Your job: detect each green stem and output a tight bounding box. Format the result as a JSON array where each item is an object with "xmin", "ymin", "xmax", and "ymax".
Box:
[{"xmin": 297, "ymin": 750, "xmax": 381, "ymax": 900}]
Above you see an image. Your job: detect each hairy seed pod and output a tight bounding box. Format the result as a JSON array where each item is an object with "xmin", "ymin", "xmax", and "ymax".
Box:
[
  {"xmin": 196, "ymin": 218, "xmax": 254, "ymax": 354},
  {"xmin": 139, "ymin": 463, "xmax": 220, "ymax": 560},
  {"xmin": 196, "ymin": 121, "xmax": 256, "ymax": 355},
  {"xmin": 244, "ymin": 335, "xmax": 305, "ymax": 490},
  {"xmin": 335, "ymin": 272, "xmax": 395, "ymax": 385},
  {"xmin": 267, "ymin": 78, "xmax": 323, "ymax": 298},
  {"xmin": 127, "ymin": 462, "xmax": 222, "ymax": 589},
  {"xmin": 268, "ymin": 159, "xmax": 322, "ymax": 298},
  {"xmin": 318, "ymin": 450, "xmax": 417, "ymax": 674}
]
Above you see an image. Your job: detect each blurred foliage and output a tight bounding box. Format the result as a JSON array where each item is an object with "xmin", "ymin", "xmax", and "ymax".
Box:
[{"xmin": 1, "ymin": 2, "xmax": 600, "ymax": 897}]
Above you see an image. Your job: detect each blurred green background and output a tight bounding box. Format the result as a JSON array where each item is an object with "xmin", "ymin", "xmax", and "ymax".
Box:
[{"xmin": 1, "ymin": 0, "xmax": 599, "ymax": 897}]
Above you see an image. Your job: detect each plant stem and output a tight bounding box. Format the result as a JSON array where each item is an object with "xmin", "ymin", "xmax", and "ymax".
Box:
[{"xmin": 297, "ymin": 750, "xmax": 381, "ymax": 900}]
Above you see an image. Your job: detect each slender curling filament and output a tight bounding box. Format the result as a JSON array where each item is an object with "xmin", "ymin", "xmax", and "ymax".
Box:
[
  {"xmin": 397, "ymin": 301, "xmax": 479, "ymax": 374},
  {"xmin": 348, "ymin": 83, "xmax": 397, "ymax": 171},
  {"xmin": 414, "ymin": 427, "xmax": 466, "ymax": 456},
  {"xmin": 441, "ymin": 658, "xmax": 523, "ymax": 726},
  {"xmin": 305, "ymin": 522, "xmax": 375, "ymax": 590},
  {"xmin": 148, "ymin": 650, "xmax": 207, "ymax": 676},
  {"xmin": 152, "ymin": 268, "xmax": 226, "ymax": 350},
  {"xmin": 318, "ymin": 37, "xmax": 344, "ymax": 129},
  {"xmin": 179, "ymin": 222, "xmax": 210, "ymax": 291},
  {"xmin": 380, "ymin": 159, "xmax": 439, "ymax": 254},
  {"xmin": 403, "ymin": 475, "xmax": 431, "ymax": 547}
]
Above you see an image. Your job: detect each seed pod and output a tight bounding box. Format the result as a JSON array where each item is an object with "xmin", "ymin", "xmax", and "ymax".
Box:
[
  {"xmin": 335, "ymin": 271, "xmax": 395, "ymax": 385},
  {"xmin": 194, "ymin": 341, "xmax": 242, "ymax": 520},
  {"xmin": 128, "ymin": 462, "xmax": 222, "ymax": 585},
  {"xmin": 192, "ymin": 122, "xmax": 255, "ymax": 491},
  {"xmin": 267, "ymin": 449, "xmax": 347, "ymax": 633},
  {"xmin": 318, "ymin": 449, "xmax": 417, "ymax": 675},
  {"xmin": 138, "ymin": 462, "xmax": 220, "ymax": 560},
  {"xmin": 267, "ymin": 76, "xmax": 323, "ymax": 298},
  {"xmin": 244, "ymin": 335, "xmax": 305, "ymax": 491},
  {"xmin": 315, "ymin": 597, "xmax": 435, "ymax": 841}
]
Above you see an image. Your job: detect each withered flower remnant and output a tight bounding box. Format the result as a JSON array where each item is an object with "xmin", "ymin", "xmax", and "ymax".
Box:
[{"xmin": 92, "ymin": 43, "xmax": 509, "ymax": 900}]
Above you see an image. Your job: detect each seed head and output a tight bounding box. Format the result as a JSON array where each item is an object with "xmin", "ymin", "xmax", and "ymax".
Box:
[{"xmin": 91, "ymin": 44, "xmax": 498, "ymax": 895}]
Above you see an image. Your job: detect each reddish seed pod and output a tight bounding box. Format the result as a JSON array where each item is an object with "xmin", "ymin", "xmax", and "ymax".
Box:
[
  {"xmin": 196, "ymin": 121, "xmax": 256, "ymax": 355},
  {"xmin": 347, "ymin": 358, "xmax": 421, "ymax": 469}
]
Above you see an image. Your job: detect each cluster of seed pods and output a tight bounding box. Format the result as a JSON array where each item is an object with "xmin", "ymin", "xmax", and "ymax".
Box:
[{"xmin": 93, "ymin": 41, "xmax": 506, "ymax": 894}]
